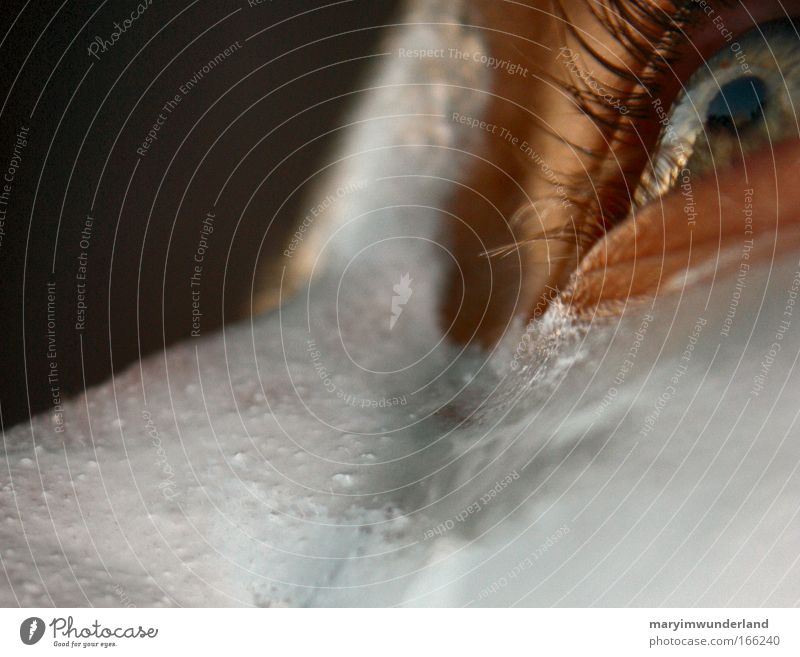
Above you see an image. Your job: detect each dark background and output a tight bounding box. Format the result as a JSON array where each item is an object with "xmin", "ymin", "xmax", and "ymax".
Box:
[{"xmin": 0, "ymin": 0, "xmax": 400, "ymax": 429}]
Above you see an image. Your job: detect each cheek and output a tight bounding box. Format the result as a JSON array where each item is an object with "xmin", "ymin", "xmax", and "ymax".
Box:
[{"xmin": 563, "ymin": 139, "xmax": 800, "ymax": 317}]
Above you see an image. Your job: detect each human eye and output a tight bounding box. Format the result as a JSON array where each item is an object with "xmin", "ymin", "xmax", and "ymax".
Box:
[
  {"xmin": 445, "ymin": 1, "xmax": 800, "ymax": 337},
  {"xmin": 635, "ymin": 18, "xmax": 798, "ymax": 206}
]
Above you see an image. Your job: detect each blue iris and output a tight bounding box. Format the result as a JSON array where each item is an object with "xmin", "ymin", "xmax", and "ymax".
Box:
[{"xmin": 706, "ymin": 76, "xmax": 767, "ymax": 133}]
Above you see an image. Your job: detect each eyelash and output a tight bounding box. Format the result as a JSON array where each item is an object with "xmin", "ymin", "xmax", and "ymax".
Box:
[{"xmin": 504, "ymin": 0, "xmax": 728, "ymax": 254}]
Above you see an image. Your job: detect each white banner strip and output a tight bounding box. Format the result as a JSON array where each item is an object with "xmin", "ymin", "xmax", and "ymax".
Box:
[{"xmin": 0, "ymin": 608, "xmax": 797, "ymax": 655}]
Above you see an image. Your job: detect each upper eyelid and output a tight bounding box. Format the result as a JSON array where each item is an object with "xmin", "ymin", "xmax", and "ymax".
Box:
[
  {"xmin": 522, "ymin": 1, "xmax": 736, "ymax": 246},
  {"xmin": 545, "ymin": 0, "xmax": 702, "ymax": 156},
  {"xmin": 477, "ymin": 1, "xmax": 781, "ymax": 260},
  {"xmin": 557, "ymin": 0, "xmax": 701, "ymax": 87},
  {"xmin": 548, "ymin": 0, "xmax": 783, "ymax": 147}
]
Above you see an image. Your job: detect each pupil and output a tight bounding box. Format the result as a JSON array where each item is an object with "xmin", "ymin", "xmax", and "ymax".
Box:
[{"xmin": 706, "ymin": 76, "xmax": 767, "ymax": 133}]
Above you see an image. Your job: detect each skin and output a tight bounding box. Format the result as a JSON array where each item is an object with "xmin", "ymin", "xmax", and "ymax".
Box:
[
  {"xmin": 443, "ymin": 0, "xmax": 800, "ymax": 339},
  {"xmin": 2, "ymin": 0, "xmax": 800, "ymax": 607}
]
